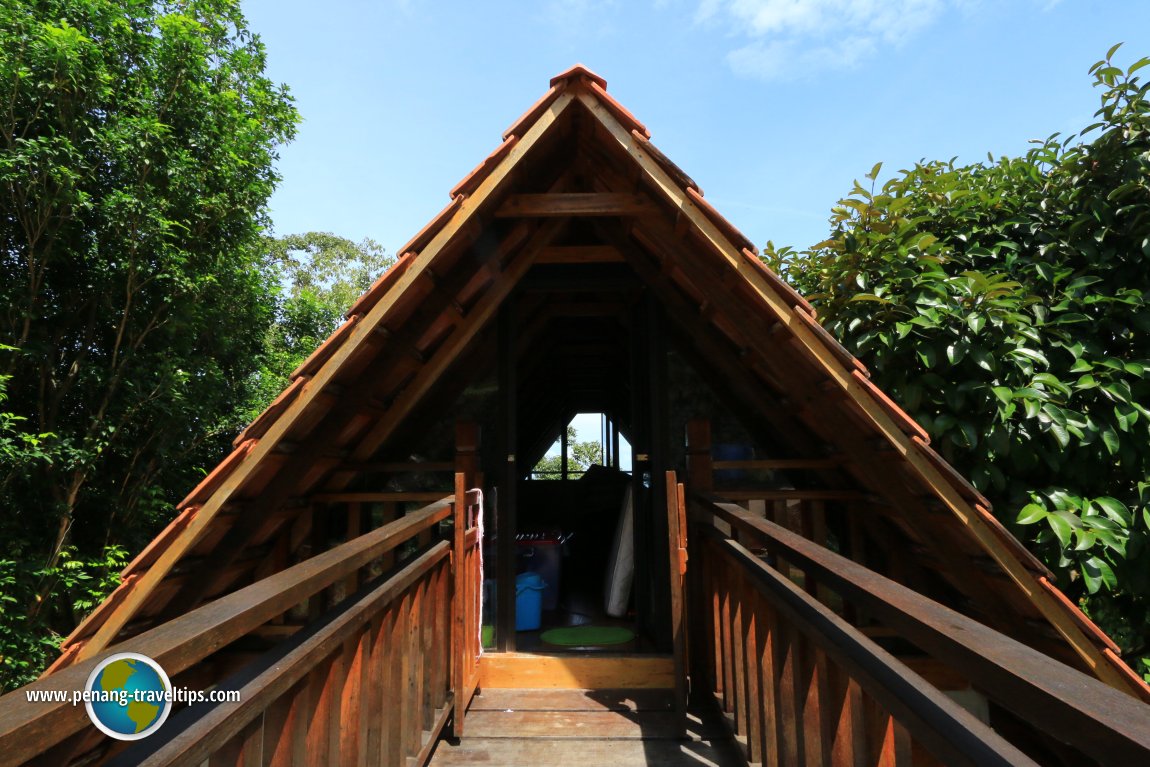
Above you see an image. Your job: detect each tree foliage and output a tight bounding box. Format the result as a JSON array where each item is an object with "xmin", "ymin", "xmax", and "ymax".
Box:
[
  {"xmin": 767, "ymin": 46, "xmax": 1150, "ymax": 672},
  {"xmin": 532, "ymin": 425, "xmax": 604, "ymax": 479},
  {"xmin": 239, "ymin": 232, "xmax": 394, "ymax": 425},
  {"xmin": 0, "ymin": 0, "xmax": 297, "ymax": 688}
]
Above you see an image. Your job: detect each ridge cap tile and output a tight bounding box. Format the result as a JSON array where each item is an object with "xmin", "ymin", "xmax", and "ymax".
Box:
[{"xmin": 550, "ymin": 63, "xmax": 607, "ymax": 89}]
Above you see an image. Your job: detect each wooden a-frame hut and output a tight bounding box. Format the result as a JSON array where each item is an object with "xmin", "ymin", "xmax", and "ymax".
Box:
[{"xmin": 5, "ymin": 65, "xmax": 1149, "ymax": 767}]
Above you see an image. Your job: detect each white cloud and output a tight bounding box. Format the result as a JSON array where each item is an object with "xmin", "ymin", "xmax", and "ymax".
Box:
[{"xmin": 701, "ymin": 0, "xmax": 952, "ymax": 80}]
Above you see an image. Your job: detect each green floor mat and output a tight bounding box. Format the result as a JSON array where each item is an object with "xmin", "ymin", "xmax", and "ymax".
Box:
[{"xmin": 539, "ymin": 625, "xmax": 635, "ymax": 646}]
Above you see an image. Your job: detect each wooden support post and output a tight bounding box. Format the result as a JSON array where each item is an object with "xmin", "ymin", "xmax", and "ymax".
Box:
[
  {"xmin": 452, "ymin": 471, "xmax": 468, "ymax": 738},
  {"xmin": 664, "ymin": 473, "xmax": 689, "ymax": 737},
  {"xmin": 686, "ymin": 418, "xmax": 713, "ymax": 493},
  {"xmin": 498, "ymin": 302, "xmax": 518, "ymax": 652},
  {"xmin": 455, "ymin": 421, "xmax": 480, "ymax": 487},
  {"xmin": 343, "ymin": 502, "xmax": 362, "ymax": 596}
]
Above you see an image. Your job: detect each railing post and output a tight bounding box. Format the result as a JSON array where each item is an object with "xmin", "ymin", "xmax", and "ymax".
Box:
[
  {"xmin": 452, "ymin": 420, "xmax": 480, "ymax": 739},
  {"xmin": 452, "ymin": 470, "xmax": 467, "ymax": 739},
  {"xmin": 686, "ymin": 418, "xmax": 713, "ymax": 492}
]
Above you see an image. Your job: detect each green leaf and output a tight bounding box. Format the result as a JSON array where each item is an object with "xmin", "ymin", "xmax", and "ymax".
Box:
[
  {"xmin": 970, "ymin": 347, "xmax": 994, "ymax": 372},
  {"xmin": 1047, "ymin": 513, "xmax": 1073, "ymax": 548},
  {"xmin": 1016, "ymin": 504, "xmax": 1048, "ymax": 525},
  {"xmin": 1010, "ymin": 347, "xmax": 1049, "ymax": 367},
  {"xmin": 966, "ymin": 313, "xmax": 986, "ymax": 334},
  {"xmin": 1083, "ymin": 556, "xmax": 1117, "ymax": 593},
  {"xmin": 1093, "ymin": 497, "xmax": 1131, "ymax": 526},
  {"xmin": 1101, "ymin": 427, "xmax": 1120, "ymax": 455},
  {"xmin": 848, "ymin": 293, "xmax": 891, "ymax": 304}
]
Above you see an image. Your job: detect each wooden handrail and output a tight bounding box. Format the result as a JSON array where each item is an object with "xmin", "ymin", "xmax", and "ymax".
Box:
[
  {"xmin": 0, "ymin": 498, "xmax": 452, "ymax": 765},
  {"xmin": 107, "ymin": 543, "xmax": 451, "ymax": 765},
  {"xmin": 706, "ymin": 527, "xmax": 1038, "ymax": 767},
  {"xmin": 694, "ymin": 493, "xmax": 1150, "ymax": 763}
]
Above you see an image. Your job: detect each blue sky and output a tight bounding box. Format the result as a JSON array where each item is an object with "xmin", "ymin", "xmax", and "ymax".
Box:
[{"xmin": 241, "ymin": 0, "xmax": 1150, "ymax": 254}]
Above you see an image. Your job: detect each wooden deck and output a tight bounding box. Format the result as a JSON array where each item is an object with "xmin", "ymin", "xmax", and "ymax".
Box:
[{"xmin": 427, "ymin": 688, "xmax": 742, "ymax": 766}]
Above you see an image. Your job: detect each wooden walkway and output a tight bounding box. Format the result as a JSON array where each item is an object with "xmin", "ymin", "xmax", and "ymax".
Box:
[{"xmin": 428, "ymin": 689, "xmax": 742, "ymax": 766}]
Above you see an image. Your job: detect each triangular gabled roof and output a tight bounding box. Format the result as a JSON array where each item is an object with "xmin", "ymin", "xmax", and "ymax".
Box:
[{"xmin": 47, "ymin": 65, "xmax": 1148, "ymax": 700}]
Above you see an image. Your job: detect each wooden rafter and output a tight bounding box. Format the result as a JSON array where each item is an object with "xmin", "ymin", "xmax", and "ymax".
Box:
[{"xmin": 495, "ymin": 192, "xmax": 657, "ymax": 218}]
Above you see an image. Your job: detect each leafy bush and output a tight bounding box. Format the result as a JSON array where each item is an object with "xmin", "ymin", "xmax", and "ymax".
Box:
[{"xmin": 767, "ymin": 45, "xmax": 1150, "ymax": 672}]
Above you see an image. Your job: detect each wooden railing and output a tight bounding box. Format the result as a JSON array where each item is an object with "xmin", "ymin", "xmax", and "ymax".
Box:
[
  {"xmin": 452, "ymin": 477, "xmax": 482, "ymax": 737},
  {"xmin": 0, "ymin": 485, "xmax": 483, "ymax": 767},
  {"xmin": 690, "ymin": 492, "xmax": 1150, "ymax": 767}
]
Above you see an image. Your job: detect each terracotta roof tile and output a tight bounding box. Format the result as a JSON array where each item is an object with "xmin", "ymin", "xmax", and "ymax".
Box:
[
  {"xmin": 60, "ymin": 572, "xmax": 141, "ymax": 648},
  {"xmin": 291, "ymin": 315, "xmax": 362, "ymax": 380},
  {"xmin": 549, "ymin": 63, "xmax": 607, "ymax": 90},
  {"xmin": 911, "ymin": 435, "xmax": 992, "ymax": 510},
  {"xmin": 120, "ymin": 505, "xmax": 200, "ymax": 578},
  {"xmin": 347, "ymin": 251, "xmax": 416, "ymax": 318},
  {"xmin": 395, "ymin": 195, "xmax": 464, "ymax": 258},
  {"xmin": 503, "ymin": 85, "xmax": 563, "ymax": 141},
  {"xmin": 42, "ymin": 641, "xmax": 81, "ymax": 675},
  {"xmin": 588, "ymin": 81, "xmax": 650, "ymax": 139},
  {"xmin": 1040, "ymin": 577, "xmax": 1122, "ymax": 655},
  {"xmin": 974, "ymin": 503, "xmax": 1054, "ymax": 580},
  {"xmin": 851, "ymin": 370, "xmax": 928, "ymax": 443},
  {"xmin": 1102, "ymin": 648, "xmax": 1150, "ymax": 700},
  {"xmin": 178, "ymin": 438, "xmax": 258, "ymax": 510},
  {"xmin": 234, "ymin": 376, "xmax": 309, "ymax": 447},
  {"xmin": 450, "ymin": 135, "xmax": 520, "ymax": 199},
  {"xmin": 742, "ymin": 247, "xmax": 815, "ymax": 317},
  {"xmin": 632, "ymin": 130, "xmax": 699, "ymax": 194},
  {"xmin": 686, "ymin": 187, "xmax": 755, "ymax": 254},
  {"xmin": 793, "ymin": 307, "xmax": 868, "ymax": 376}
]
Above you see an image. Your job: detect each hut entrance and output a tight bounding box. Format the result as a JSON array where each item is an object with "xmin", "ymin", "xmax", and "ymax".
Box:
[
  {"xmin": 479, "ymin": 262, "xmax": 677, "ymax": 657},
  {"xmin": 511, "ymin": 411, "xmax": 640, "ymax": 653}
]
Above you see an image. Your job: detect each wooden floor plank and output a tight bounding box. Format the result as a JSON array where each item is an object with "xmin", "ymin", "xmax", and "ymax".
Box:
[
  {"xmin": 468, "ymin": 688, "xmax": 674, "ymax": 713},
  {"xmin": 431, "ymin": 687, "xmax": 740, "ymax": 766},
  {"xmin": 456, "ymin": 709, "xmax": 727, "ymax": 740},
  {"xmin": 428, "ymin": 736, "xmax": 743, "ymax": 766}
]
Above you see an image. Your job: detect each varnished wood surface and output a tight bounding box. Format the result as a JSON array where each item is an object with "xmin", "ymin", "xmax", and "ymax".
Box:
[
  {"xmin": 479, "ymin": 653, "xmax": 675, "ymax": 689},
  {"xmin": 428, "ymin": 689, "xmax": 742, "ymax": 767}
]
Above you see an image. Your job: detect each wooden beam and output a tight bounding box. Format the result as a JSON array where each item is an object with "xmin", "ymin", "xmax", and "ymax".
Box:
[
  {"xmin": 310, "ymin": 492, "xmax": 450, "ymax": 504},
  {"xmin": 349, "ymin": 218, "xmax": 566, "ymax": 463},
  {"xmin": 495, "ymin": 192, "xmax": 657, "ymax": 218},
  {"xmin": 535, "ymin": 245, "xmax": 626, "ymax": 264}
]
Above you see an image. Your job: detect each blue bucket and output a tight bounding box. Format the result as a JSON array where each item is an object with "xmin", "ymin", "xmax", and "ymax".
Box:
[
  {"xmin": 714, "ymin": 443, "xmax": 753, "ymax": 483},
  {"xmin": 515, "ymin": 572, "xmax": 546, "ymax": 631}
]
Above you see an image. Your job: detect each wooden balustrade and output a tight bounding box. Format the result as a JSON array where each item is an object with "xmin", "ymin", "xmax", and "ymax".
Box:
[
  {"xmin": 110, "ymin": 543, "xmax": 454, "ymax": 766},
  {"xmin": 0, "ymin": 483, "xmax": 484, "ymax": 767},
  {"xmin": 694, "ymin": 524, "xmax": 1038, "ymax": 767},
  {"xmin": 692, "ymin": 493, "xmax": 1150, "ymax": 767}
]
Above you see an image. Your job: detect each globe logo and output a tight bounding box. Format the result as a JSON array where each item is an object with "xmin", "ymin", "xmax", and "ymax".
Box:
[{"xmin": 84, "ymin": 652, "xmax": 172, "ymax": 740}]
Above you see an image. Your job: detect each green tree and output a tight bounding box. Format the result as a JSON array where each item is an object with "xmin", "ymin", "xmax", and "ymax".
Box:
[
  {"xmin": 239, "ymin": 232, "xmax": 394, "ymax": 425},
  {"xmin": 0, "ymin": 0, "xmax": 297, "ymax": 688},
  {"xmin": 767, "ymin": 46, "xmax": 1150, "ymax": 676},
  {"xmin": 532, "ymin": 425, "xmax": 604, "ymax": 479}
]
